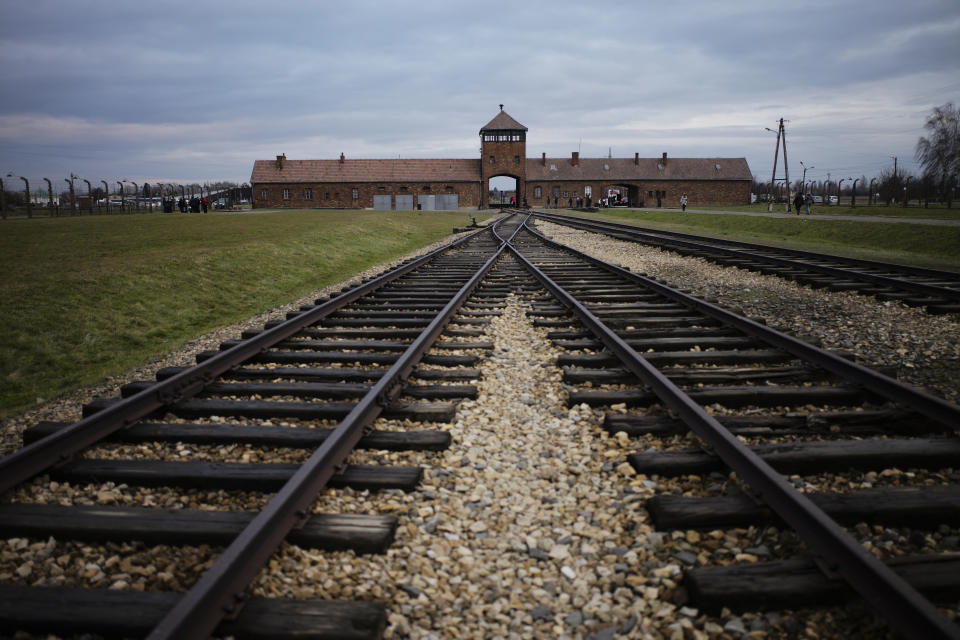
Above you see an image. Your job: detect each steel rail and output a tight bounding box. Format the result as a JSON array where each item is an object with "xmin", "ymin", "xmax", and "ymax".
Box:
[
  {"xmin": 491, "ymin": 212, "xmax": 524, "ymax": 245},
  {"xmin": 146, "ymin": 233, "xmax": 509, "ymax": 640},
  {"xmin": 534, "ymin": 210, "xmax": 960, "ymax": 280},
  {"xmin": 522, "ymin": 221, "xmax": 960, "ymax": 430},
  {"xmin": 533, "ymin": 211, "xmax": 960, "ymax": 302},
  {"xmin": 0, "ymin": 226, "xmax": 490, "ymax": 495},
  {"xmin": 508, "ymin": 219, "xmax": 960, "ymax": 640}
]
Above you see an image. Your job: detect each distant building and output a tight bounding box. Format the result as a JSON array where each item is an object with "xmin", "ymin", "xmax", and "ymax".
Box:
[{"xmin": 250, "ymin": 108, "xmax": 751, "ymax": 210}]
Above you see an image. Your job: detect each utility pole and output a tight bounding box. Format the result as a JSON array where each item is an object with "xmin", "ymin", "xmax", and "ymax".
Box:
[
  {"xmin": 781, "ymin": 118, "xmax": 791, "ymax": 212},
  {"xmin": 767, "ymin": 123, "xmax": 781, "ymax": 213},
  {"xmin": 765, "ymin": 118, "xmax": 791, "ymax": 212}
]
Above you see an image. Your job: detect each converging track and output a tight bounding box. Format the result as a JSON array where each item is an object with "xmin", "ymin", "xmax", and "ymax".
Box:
[
  {"xmin": 533, "ymin": 210, "xmax": 960, "ymax": 314},
  {"xmin": 0, "ymin": 213, "xmax": 958, "ymax": 639}
]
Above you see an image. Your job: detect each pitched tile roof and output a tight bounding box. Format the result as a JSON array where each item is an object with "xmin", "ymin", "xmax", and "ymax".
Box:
[
  {"xmin": 480, "ymin": 110, "xmax": 527, "ymax": 132},
  {"xmin": 252, "ymin": 155, "xmax": 751, "ymax": 184},
  {"xmin": 251, "ymin": 158, "xmax": 481, "ymax": 184},
  {"xmin": 525, "ymin": 157, "xmax": 752, "ymax": 182}
]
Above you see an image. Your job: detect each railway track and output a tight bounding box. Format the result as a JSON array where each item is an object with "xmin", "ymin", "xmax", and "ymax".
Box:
[
  {"xmin": 532, "ymin": 210, "xmax": 960, "ymax": 314},
  {"xmin": 0, "ymin": 219, "xmax": 521, "ymax": 639},
  {"xmin": 507, "ymin": 216, "xmax": 960, "ymax": 640},
  {"xmin": 1, "ymin": 212, "xmax": 958, "ymax": 638}
]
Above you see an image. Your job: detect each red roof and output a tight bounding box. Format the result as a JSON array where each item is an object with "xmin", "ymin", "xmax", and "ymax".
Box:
[
  {"xmin": 480, "ymin": 110, "xmax": 527, "ymax": 132},
  {"xmin": 251, "ymin": 155, "xmax": 751, "ymax": 184},
  {"xmin": 251, "ymin": 158, "xmax": 481, "ymax": 184}
]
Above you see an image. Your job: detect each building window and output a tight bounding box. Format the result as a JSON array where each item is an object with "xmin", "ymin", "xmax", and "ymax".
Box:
[
  {"xmin": 304, "ymin": 188, "xmax": 312, "ymax": 200},
  {"xmin": 260, "ymin": 189, "xmax": 268, "ymax": 201},
  {"xmin": 553, "ymin": 187, "xmax": 561, "ymax": 197},
  {"xmin": 422, "ymin": 186, "xmax": 431, "ymax": 192},
  {"xmin": 514, "ymin": 155, "xmax": 520, "ymax": 164},
  {"xmin": 399, "ymin": 186, "xmax": 408, "ymax": 192},
  {"xmin": 488, "ymin": 155, "xmax": 495, "ymax": 164},
  {"xmin": 325, "ymin": 192, "xmax": 330, "ymax": 199},
  {"xmin": 534, "ymin": 186, "xmax": 542, "ymax": 198},
  {"xmin": 445, "ymin": 186, "xmax": 454, "ymax": 192},
  {"xmin": 352, "ymin": 188, "xmax": 359, "ymax": 200},
  {"xmin": 282, "ymin": 188, "xmax": 290, "ymax": 200},
  {"xmin": 563, "ymin": 191, "xmax": 569, "ymax": 198},
  {"xmin": 378, "ymin": 186, "xmax": 386, "ymax": 192}
]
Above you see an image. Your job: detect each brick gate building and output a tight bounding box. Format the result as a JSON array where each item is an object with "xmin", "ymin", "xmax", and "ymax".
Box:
[{"xmin": 250, "ymin": 108, "xmax": 752, "ymax": 210}]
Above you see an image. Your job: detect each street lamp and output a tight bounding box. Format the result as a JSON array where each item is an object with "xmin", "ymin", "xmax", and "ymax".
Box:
[
  {"xmin": 67, "ymin": 175, "xmax": 78, "ymax": 215},
  {"xmin": 800, "ymin": 161, "xmax": 814, "ymax": 194},
  {"xmin": 6, "ymin": 174, "xmax": 30, "ymax": 218},
  {"xmin": 43, "ymin": 178, "xmax": 55, "ymax": 215},
  {"xmin": 19, "ymin": 176, "xmax": 31, "ymax": 218},
  {"xmin": 80, "ymin": 179, "xmax": 93, "ymax": 214}
]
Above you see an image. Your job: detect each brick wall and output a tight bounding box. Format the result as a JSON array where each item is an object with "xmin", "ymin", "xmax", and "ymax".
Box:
[
  {"xmin": 525, "ymin": 179, "xmax": 750, "ymax": 208},
  {"xmin": 481, "ymin": 139, "xmax": 526, "ymax": 207},
  {"xmin": 253, "ymin": 180, "xmax": 481, "ymax": 210}
]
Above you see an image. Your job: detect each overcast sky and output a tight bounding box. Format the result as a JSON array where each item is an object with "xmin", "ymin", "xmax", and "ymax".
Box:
[{"xmin": 1, "ymin": 0, "xmax": 958, "ymax": 191}]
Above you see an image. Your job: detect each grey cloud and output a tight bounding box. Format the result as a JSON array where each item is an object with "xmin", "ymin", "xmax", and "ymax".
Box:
[{"xmin": 0, "ymin": 0, "xmax": 956, "ymax": 185}]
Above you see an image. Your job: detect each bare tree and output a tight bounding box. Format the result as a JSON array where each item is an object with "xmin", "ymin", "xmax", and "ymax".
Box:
[
  {"xmin": 915, "ymin": 102, "xmax": 960, "ymax": 207},
  {"xmin": 877, "ymin": 166, "xmax": 907, "ymax": 205}
]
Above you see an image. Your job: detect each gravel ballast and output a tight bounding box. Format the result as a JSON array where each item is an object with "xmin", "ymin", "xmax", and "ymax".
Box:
[
  {"xmin": 533, "ymin": 220, "xmax": 960, "ymax": 405},
  {"xmin": 2, "ymin": 222, "xmax": 959, "ymax": 639}
]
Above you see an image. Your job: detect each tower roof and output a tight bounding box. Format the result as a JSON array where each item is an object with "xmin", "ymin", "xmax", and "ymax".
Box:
[{"xmin": 480, "ymin": 108, "xmax": 527, "ymax": 132}]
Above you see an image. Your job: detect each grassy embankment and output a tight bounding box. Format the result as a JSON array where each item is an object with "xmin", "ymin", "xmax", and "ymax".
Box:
[
  {"xmin": 559, "ymin": 207, "xmax": 960, "ymax": 271},
  {"xmin": 0, "ymin": 209, "xmax": 486, "ymax": 419}
]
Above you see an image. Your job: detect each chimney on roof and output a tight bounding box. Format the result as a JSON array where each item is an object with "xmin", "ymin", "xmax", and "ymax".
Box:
[
  {"xmin": 276, "ymin": 154, "xmax": 286, "ymax": 170},
  {"xmin": 662, "ymin": 152, "xmax": 667, "ymax": 166},
  {"xmin": 571, "ymin": 151, "xmax": 579, "ymax": 167},
  {"xmin": 542, "ymin": 152, "xmax": 546, "ymax": 166},
  {"xmin": 339, "ymin": 153, "xmax": 345, "ymax": 164},
  {"xmin": 635, "ymin": 152, "xmax": 639, "ymax": 165}
]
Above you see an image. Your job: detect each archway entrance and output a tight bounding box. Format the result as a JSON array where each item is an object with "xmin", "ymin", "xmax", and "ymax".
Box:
[{"xmin": 488, "ymin": 175, "xmax": 520, "ymax": 208}]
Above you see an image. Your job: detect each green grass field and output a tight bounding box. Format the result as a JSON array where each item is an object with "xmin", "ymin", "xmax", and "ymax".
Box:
[
  {"xmin": 694, "ymin": 202, "xmax": 960, "ymax": 220},
  {"xmin": 555, "ymin": 208, "xmax": 960, "ymax": 271},
  {"xmin": 0, "ymin": 209, "xmax": 486, "ymax": 418},
  {"xmin": 2, "ymin": 206, "xmax": 956, "ymax": 421}
]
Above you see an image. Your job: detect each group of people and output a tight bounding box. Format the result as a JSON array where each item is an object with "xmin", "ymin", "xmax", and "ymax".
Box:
[
  {"xmin": 175, "ymin": 196, "xmax": 210, "ymax": 213},
  {"xmin": 792, "ymin": 192, "xmax": 814, "ymax": 215}
]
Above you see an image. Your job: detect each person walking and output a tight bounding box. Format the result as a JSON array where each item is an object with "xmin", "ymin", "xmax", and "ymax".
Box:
[
  {"xmin": 804, "ymin": 192, "xmax": 812, "ymax": 215},
  {"xmin": 680, "ymin": 193, "xmax": 687, "ymax": 212},
  {"xmin": 793, "ymin": 192, "xmax": 804, "ymax": 215}
]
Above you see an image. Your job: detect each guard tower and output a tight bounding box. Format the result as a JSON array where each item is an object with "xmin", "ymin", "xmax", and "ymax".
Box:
[{"xmin": 479, "ymin": 105, "xmax": 527, "ymax": 208}]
